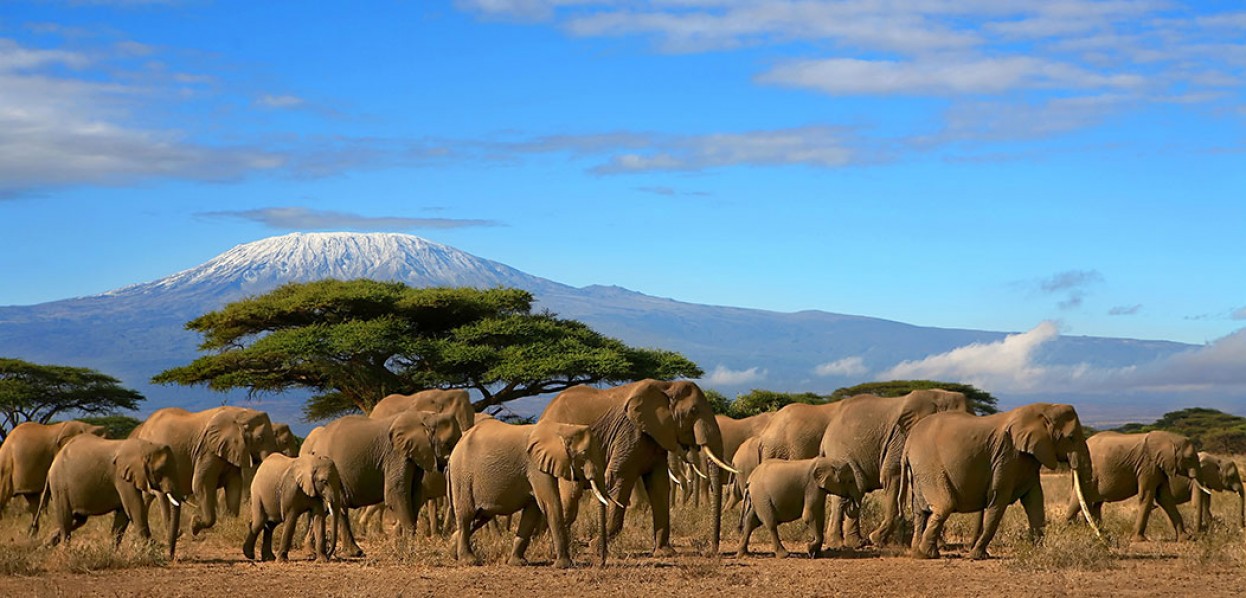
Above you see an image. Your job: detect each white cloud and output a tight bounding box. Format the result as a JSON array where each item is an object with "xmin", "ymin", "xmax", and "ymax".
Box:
[
  {"xmin": 198, "ymin": 207, "xmax": 499, "ymax": 230},
  {"xmin": 814, "ymin": 356, "xmax": 868, "ymax": 377},
  {"xmin": 255, "ymin": 94, "xmax": 305, "ymax": 109},
  {"xmin": 702, "ymin": 365, "xmax": 767, "ymax": 386},
  {"xmin": 881, "ymin": 321, "xmax": 1064, "ymax": 393},
  {"xmin": 1118, "ymin": 329, "xmax": 1246, "ymax": 392}
]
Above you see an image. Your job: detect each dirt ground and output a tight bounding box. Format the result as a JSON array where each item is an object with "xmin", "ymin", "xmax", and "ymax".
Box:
[{"xmin": 4, "ymin": 473, "xmax": 1245, "ymax": 597}]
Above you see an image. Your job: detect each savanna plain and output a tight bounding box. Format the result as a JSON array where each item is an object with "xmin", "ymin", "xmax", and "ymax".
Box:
[{"xmin": 2, "ymin": 471, "xmax": 1244, "ymax": 597}]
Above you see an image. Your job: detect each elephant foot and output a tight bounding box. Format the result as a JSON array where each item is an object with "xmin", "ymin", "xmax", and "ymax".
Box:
[
  {"xmin": 341, "ymin": 546, "xmax": 365, "ymax": 558},
  {"xmin": 506, "ymin": 555, "xmax": 528, "ymax": 567},
  {"xmin": 271, "ymin": 553, "xmax": 284, "ymax": 562},
  {"xmin": 968, "ymin": 548, "xmax": 989, "ymax": 561},
  {"xmin": 774, "ymin": 548, "xmax": 789, "ymax": 559},
  {"xmin": 652, "ymin": 545, "xmax": 676, "ymax": 558},
  {"xmin": 242, "ymin": 548, "xmax": 256, "ymax": 561},
  {"xmin": 868, "ymin": 530, "xmax": 888, "ymax": 546},
  {"xmin": 806, "ymin": 543, "xmax": 822, "ymax": 558},
  {"xmin": 842, "ymin": 534, "xmax": 866, "ymax": 549},
  {"xmin": 553, "ymin": 557, "xmax": 573, "ymax": 569},
  {"xmin": 910, "ymin": 545, "xmax": 936, "ymax": 560},
  {"xmin": 1130, "ymin": 534, "xmax": 1149, "ymax": 543},
  {"xmin": 734, "ymin": 548, "xmax": 749, "ymax": 559}
]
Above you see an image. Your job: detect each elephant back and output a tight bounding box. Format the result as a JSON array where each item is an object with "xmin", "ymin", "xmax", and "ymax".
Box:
[
  {"xmin": 757, "ymin": 402, "xmax": 840, "ymax": 460},
  {"xmin": 133, "ymin": 408, "xmax": 215, "ymax": 495},
  {"xmin": 371, "ymin": 389, "xmax": 474, "ymax": 434}
]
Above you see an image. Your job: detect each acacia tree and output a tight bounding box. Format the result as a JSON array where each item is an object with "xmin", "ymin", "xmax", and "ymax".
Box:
[
  {"xmin": 0, "ymin": 358, "xmax": 144, "ymax": 441},
  {"xmin": 829, "ymin": 380, "xmax": 999, "ymax": 415},
  {"xmin": 154, "ymin": 280, "xmax": 703, "ymax": 420}
]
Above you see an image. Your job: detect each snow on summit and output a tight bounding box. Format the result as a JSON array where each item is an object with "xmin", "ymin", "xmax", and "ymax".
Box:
[{"xmin": 106, "ymin": 232, "xmax": 558, "ymax": 299}]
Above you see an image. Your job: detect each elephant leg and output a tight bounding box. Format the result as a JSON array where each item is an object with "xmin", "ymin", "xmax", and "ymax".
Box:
[
  {"xmin": 277, "ymin": 511, "xmax": 299, "ymax": 561},
  {"xmin": 191, "ymin": 486, "xmax": 218, "ymax": 536},
  {"xmin": 1064, "ymin": 491, "xmax": 1083, "ymax": 524},
  {"xmin": 602, "ymin": 476, "xmax": 633, "ymax": 540},
  {"xmin": 532, "ymin": 474, "xmax": 573, "ymax": 568},
  {"xmin": 455, "ymin": 508, "xmax": 483, "ymax": 565},
  {"xmin": 509, "ymin": 501, "xmax": 542, "ymax": 566},
  {"xmin": 759, "ymin": 508, "xmax": 788, "ymax": 559},
  {"xmin": 643, "ymin": 466, "xmax": 675, "ymax": 557},
  {"xmin": 842, "ymin": 498, "xmax": 864, "ymax": 548},
  {"xmin": 826, "ymin": 495, "xmax": 845, "ymax": 547},
  {"xmin": 968, "ymin": 504, "xmax": 1008, "ymax": 560},
  {"xmin": 223, "ymin": 472, "xmax": 244, "ymax": 517},
  {"xmin": 261, "ymin": 521, "xmax": 277, "ymax": 562},
  {"xmin": 423, "ymin": 498, "xmax": 438, "ymax": 538},
  {"xmin": 338, "ymin": 507, "xmax": 365, "ymax": 558},
  {"xmin": 870, "ymin": 480, "xmax": 903, "ymax": 546},
  {"xmin": 913, "ymin": 509, "xmax": 947, "ymax": 559},
  {"xmin": 736, "ymin": 503, "xmax": 760, "ymax": 557},
  {"xmin": 1133, "ymin": 487, "xmax": 1157, "ymax": 542},
  {"xmin": 1020, "ymin": 486, "xmax": 1046, "ymax": 544},
  {"xmin": 1154, "ymin": 484, "xmax": 1187, "ymax": 541},
  {"xmin": 243, "ymin": 515, "xmax": 264, "ymax": 560},
  {"xmin": 110, "ymin": 510, "xmax": 130, "ymax": 547},
  {"xmin": 803, "ymin": 491, "xmax": 827, "ymax": 557},
  {"xmin": 964, "ymin": 511, "xmax": 984, "ymax": 548}
]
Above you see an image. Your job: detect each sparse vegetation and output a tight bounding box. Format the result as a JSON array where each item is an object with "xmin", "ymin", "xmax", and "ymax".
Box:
[
  {"xmin": 1117, "ymin": 408, "xmax": 1246, "ymax": 453},
  {"xmin": 829, "ymin": 380, "xmax": 999, "ymax": 415},
  {"xmin": 0, "ymin": 357, "xmax": 144, "ymax": 441}
]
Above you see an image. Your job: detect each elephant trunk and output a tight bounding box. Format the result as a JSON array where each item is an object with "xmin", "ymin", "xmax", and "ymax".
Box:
[
  {"xmin": 167, "ymin": 502, "xmax": 181, "ymax": 560},
  {"xmin": 1068, "ymin": 448, "xmax": 1101, "ymax": 538},
  {"xmin": 692, "ymin": 416, "xmax": 726, "ymax": 556},
  {"xmin": 598, "ymin": 485, "xmax": 609, "ymax": 566}
]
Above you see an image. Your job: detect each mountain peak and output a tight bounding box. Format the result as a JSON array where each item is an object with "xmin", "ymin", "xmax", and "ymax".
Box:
[{"xmin": 103, "ymin": 231, "xmax": 563, "ymax": 301}]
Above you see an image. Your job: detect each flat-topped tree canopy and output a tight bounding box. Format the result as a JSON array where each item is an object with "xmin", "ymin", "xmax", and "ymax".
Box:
[{"xmin": 154, "ymin": 279, "xmax": 702, "ymax": 421}]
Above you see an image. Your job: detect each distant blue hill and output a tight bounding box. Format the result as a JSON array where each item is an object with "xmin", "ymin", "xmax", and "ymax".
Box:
[{"xmin": 0, "ymin": 232, "xmax": 1206, "ymax": 434}]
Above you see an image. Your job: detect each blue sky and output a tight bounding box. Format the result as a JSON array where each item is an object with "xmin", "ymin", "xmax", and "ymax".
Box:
[{"xmin": 1, "ymin": 0, "xmax": 1243, "ymax": 347}]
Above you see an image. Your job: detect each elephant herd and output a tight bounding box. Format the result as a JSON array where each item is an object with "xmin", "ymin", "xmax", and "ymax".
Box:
[{"xmin": 0, "ymin": 383, "xmax": 1242, "ymax": 568}]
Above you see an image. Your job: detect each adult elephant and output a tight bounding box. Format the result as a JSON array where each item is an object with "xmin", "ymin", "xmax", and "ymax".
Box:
[
  {"xmin": 450, "ymin": 418, "xmax": 612, "ymax": 568},
  {"xmin": 273, "ymin": 423, "xmax": 301, "ymax": 457},
  {"xmin": 0, "ymin": 420, "xmax": 106, "ymax": 524},
  {"xmin": 300, "ymin": 410, "xmax": 460, "ymax": 557},
  {"xmin": 131, "ymin": 406, "xmax": 279, "ymax": 535},
  {"xmin": 363, "ymin": 388, "xmax": 477, "ymax": 535},
  {"xmin": 714, "ymin": 412, "xmax": 772, "ymax": 508},
  {"xmin": 1064, "ymin": 430, "xmax": 1203, "ymax": 541},
  {"xmin": 818, "ymin": 389, "xmax": 970, "ymax": 547},
  {"xmin": 905, "ymin": 403, "xmax": 1095, "ymax": 560},
  {"xmin": 40, "ymin": 435, "xmax": 184, "ymax": 559},
  {"xmin": 539, "ymin": 379, "xmax": 733, "ymax": 556},
  {"xmin": 1167, "ymin": 453, "xmax": 1244, "ymax": 531}
]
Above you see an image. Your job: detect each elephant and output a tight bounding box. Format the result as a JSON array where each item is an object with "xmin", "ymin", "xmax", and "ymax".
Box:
[
  {"xmin": 40, "ymin": 435, "xmax": 184, "ymax": 559},
  {"xmin": 731, "ymin": 436, "xmax": 763, "ymax": 521},
  {"xmin": 449, "ymin": 418, "xmax": 613, "ymax": 568},
  {"xmin": 736, "ymin": 457, "xmax": 861, "ymax": 558},
  {"xmin": 361, "ymin": 388, "xmax": 478, "ymax": 536},
  {"xmin": 1166, "ymin": 452, "xmax": 1245, "ymax": 532},
  {"xmin": 539, "ymin": 379, "xmax": 734, "ymax": 556},
  {"xmin": 818, "ymin": 389, "xmax": 970, "ymax": 547},
  {"xmin": 299, "ymin": 410, "xmax": 460, "ymax": 557},
  {"xmin": 131, "ymin": 406, "xmax": 279, "ymax": 535},
  {"xmin": 1064, "ymin": 430, "xmax": 1203, "ymax": 542},
  {"xmin": 273, "ymin": 423, "xmax": 301, "ymax": 457},
  {"xmin": 904, "ymin": 402, "xmax": 1094, "ymax": 560},
  {"xmin": 714, "ymin": 412, "xmax": 772, "ymax": 508},
  {"xmin": 244, "ymin": 453, "xmax": 345, "ymax": 562},
  {"xmin": 0, "ymin": 420, "xmax": 106, "ymax": 525}
]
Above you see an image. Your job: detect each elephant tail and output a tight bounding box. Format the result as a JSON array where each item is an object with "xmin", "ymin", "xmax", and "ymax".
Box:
[
  {"xmin": 30, "ymin": 478, "xmax": 50, "ymax": 536},
  {"xmin": 898, "ymin": 453, "xmax": 912, "ymax": 522},
  {"xmin": 738, "ymin": 480, "xmax": 753, "ymax": 532},
  {"xmin": 0, "ymin": 448, "xmax": 13, "ymax": 509}
]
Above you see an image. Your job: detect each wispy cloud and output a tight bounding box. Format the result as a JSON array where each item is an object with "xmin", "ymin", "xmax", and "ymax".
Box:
[
  {"xmin": 198, "ymin": 207, "xmax": 499, "ymax": 231},
  {"xmin": 1028, "ymin": 269, "xmax": 1103, "ymax": 310},
  {"xmin": 255, "ymin": 94, "xmax": 305, "ymax": 109},
  {"xmin": 1233, "ymin": 307, "xmax": 1246, "ymax": 321},
  {"xmin": 1108, "ymin": 304, "xmax": 1142, "ymax": 316},
  {"xmin": 814, "ymin": 356, "xmax": 868, "ymax": 377},
  {"xmin": 881, "ymin": 321, "xmax": 1064, "ymax": 393},
  {"xmin": 702, "ymin": 365, "xmax": 767, "ymax": 386}
]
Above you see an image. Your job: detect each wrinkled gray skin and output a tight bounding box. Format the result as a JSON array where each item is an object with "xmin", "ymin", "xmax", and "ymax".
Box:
[
  {"xmin": 273, "ymin": 423, "xmax": 301, "ymax": 457},
  {"xmin": 244, "ymin": 453, "xmax": 345, "ymax": 562},
  {"xmin": 539, "ymin": 379, "xmax": 729, "ymax": 556},
  {"xmin": 905, "ymin": 403, "xmax": 1092, "ymax": 560},
  {"xmin": 736, "ymin": 457, "xmax": 860, "ymax": 559},
  {"xmin": 361, "ymin": 389, "xmax": 477, "ymax": 536},
  {"xmin": 131, "ymin": 406, "xmax": 278, "ymax": 535},
  {"xmin": 41, "ymin": 435, "xmax": 183, "ymax": 559},
  {"xmin": 300, "ymin": 411, "xmax": 460, "ymax": 557},
  {"xmin": 1167, "ymin": 452, "xmax": 1245, "ymax": 531},
  {"xmin": 1065, "ymin": 430, "xmax": 1202, "ymax": 541},
  {"xmin": 731, "ymin": 436, "xmax": 763, "ymax": 527},
  {"xmin": 713, "ymin": 413, "xmax": 772, "ymax": 508},
  {"xmin": 0, "ymin": 421, "xmax": 106, "ymax": 527},
  {"xmin": 818, "ymin": 389, "xmax": 969, "ymax": 547},
  {"xmin": 449, "ymin": 419, "xmax": 609, "ymax": 568}
]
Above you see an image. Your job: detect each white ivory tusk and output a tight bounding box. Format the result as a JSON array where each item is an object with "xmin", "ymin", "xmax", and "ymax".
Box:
[
  {"xmin": 687, "ymin": 461, "xmax": 709, "ymax": 480},
  {"xmin": 1073, "ymin": 470, "xmax": 1102, "ymax": 538},
  {"xmin": 166, "ymin": 494, "xmax": 180, "ymax": 508},
  {"xmin": 705, "ymin": 449, "xmax": 740, "ymax": 475},
  {"xmin": 590, "ymin": 482, "xmax": 610, "ymax": 507},
  {"xmin": 668, "ymin": 470, "xmax": 684, "ymax": 487}
]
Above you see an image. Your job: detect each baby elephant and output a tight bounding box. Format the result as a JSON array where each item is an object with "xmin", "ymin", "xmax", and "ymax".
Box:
[
  {"xmin": 450, "ymin": 419, "xmax": 612, "ymax": 568},
  {"xmin": 737, "ymin": 457, "xmax": 859, "ymax": 558},
  {"xmin": 41, "ymin": 435, "xmax": 184, "ymax": 559},
  {"xmin": 244, "ymin": 454, "xmax": 344, "ymax": 562}
]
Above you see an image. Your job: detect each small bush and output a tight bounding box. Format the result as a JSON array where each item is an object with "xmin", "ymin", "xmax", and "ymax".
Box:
[
  {"xmin": 55, "ymin": 536, "xmax": 168, "ymax": 573},
  {"xmin": 1007, "ymin": 523, "xmax": 1117, "ymax": 572},
  {"xmin": 0, "ymin": 538, "xmax": 45, "ymax": 576}
]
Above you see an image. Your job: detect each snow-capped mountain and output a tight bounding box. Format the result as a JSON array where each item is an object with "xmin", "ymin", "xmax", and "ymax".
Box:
[{"xmin": 0, "ymin": 232, "xmax": 1213, "ymax": 432}]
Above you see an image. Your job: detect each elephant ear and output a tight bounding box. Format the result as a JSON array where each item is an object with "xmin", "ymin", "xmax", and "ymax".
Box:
[
  {"xmin": 624, "ymin": 381, "xmax": 680, "ymax": 453},
  {"xmin": 811, "ymin": 458, "xmax": 844, "ymax": 492},
  {"xmin": 195, "ymin": 412, "xmax": 249, "ymax": 469},
  {"xmin": 1009, "ymin": 414, "xmax": 1059, "ymax": 470},
  {"xmin": 113, "ymin": 441, "xmax": 151, "ymax": 488},
  {"xmin": 294, "ymin": 457, "xmax": 317, "ymax": 497},
  {"xmin": 1146, "ymin": 433, "xmax": 1181, "ymax": 477},
  {"xmin": 527, "ymin": 423, "xmax": 586, "ymax": 480},
  {"xmin": 390, "ymin": 413, "xmax": 437, "ymax": 472}
]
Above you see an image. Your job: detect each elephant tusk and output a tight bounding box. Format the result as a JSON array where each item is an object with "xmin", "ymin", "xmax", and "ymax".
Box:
[
  {"xmin": 589, "ymin": 480, "xmax": 610, "ymax": 507},
  {"xmin": 705, "ymin": 449, "xmax": 740, "ymax": 475},
  {"xmin": 166, "ymin": 494, "xmax": 180, "ymax": 508},
  {"xmin": 1072, "ymin": 470, "xmax": 1103, "ymax": 539},
  {"xmin": 1194, "ymin": 479, "xmax": 1212, "ymax": 496},
  {"xmin": 687, "ymin": 460, "xmax": 709, "ymax": 480},
  {"xmin": 668, "ymin": 470, "xmax": 685, "ymax": 487}
]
